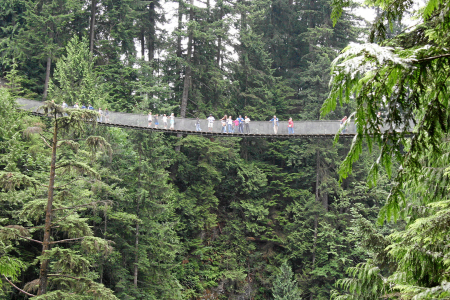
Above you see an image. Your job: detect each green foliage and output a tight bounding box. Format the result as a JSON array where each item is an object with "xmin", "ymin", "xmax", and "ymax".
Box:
[
  {"xmin": 272, "ymin": 261, "xmax": 303, "ymax": 299},
  {"xmin": 48, "ymin": 36, "xmax": 106, "ymax": 108},
  {"xmin": 326, "ymin": 1, "xmax": 450, "ymax": 299}
]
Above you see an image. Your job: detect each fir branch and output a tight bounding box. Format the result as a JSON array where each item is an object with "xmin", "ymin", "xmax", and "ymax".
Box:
[
  {"xmin": 415, "ymin": 53, "xmax": 450, "ymax": 63},
  {"xmin": 39, "ymin": 134, "xmax": 52, "ymax": 149},
  {"xmin": 52, "ymin": 200, "xmax": 111, "ymax": 211},
  {"xmin": 16, "ymin": 235, "xmax": 43, "ymax": 244},
  {"xmin": 3, "ymin": 275, "xmax": 36, "ymax": 297},
  {"xmin": 48, "ymin": 273, "xmax": 83, "ymax": 280},
  {"xmin": 49, "ymin": 237, "xmax": 84, "ymax": 244},
  {"xmin": 54, "ymin": 177, "xmax": 90, "ymax": 190}
]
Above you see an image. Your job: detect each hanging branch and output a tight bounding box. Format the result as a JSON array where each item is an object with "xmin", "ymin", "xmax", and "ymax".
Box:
[{"xmin": 3, "ymin": 276, "xmax": 36, "ymax": 297}]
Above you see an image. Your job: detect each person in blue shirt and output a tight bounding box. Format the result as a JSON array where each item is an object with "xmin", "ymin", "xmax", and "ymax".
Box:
[
  {"xmin": 269, "ymin": 115, "xmax": 279, "ymax": 134},
  {"xmin": 237, "ymin": 115, "xmax": 244, "ymax": 133},
  {"xmin": 81, "ymin": 104, "xmax": 86, "ymax": 109},
  {"xmin": 88, "ymin": 104, "xmax": 94, "ymax": 110}
]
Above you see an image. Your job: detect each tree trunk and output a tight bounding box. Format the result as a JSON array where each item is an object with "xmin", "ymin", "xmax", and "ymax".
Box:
[
  {"xmin": 180, "ymin": 0, "xmax": 194, "ymax": 118},
  {"xmin": 42, "ymin": 54, "xmax": 51, "ymax": 101},
  {"xmin": 134, "ymin": 217, "xmax": 139, "ymax": 287},
  {"xmin": 134, "ymin": 145, "xmax": 143, "ymax": 287},
  {"xmin": 177, "ymin": 0, "xmax": 183, "ymax": 59},
  {"xmin": 147, "ymin": 1, "xmax": 155, "ymax": 62},
  {"xmin": 310, "ymin": 149, "xmax": 320, "ymax": 300},
  {"xmin": 216, "ymin": 0, "xmax": 223, "ymax": 65},
  {"xmin": 140, "ymin": 30, "xmax": 145, "ymax": 59},
  {"xmin": 38, "ymin": 113, "xmax": 58, "ymax": 295},
  {"xmin": 89, "ymin": 0, "xmax": 97, "ymax": 53}
]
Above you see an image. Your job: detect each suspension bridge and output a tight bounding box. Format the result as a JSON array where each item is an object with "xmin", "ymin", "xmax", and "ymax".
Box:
[{"xmin": 16, "ymin": 98, "xmax": 356, "ymax": 138}]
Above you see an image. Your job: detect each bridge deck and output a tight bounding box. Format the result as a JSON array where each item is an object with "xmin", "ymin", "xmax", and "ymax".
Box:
[{"xmin": 17, "ymin": 98, "xmax": 356, "ymax": 138}]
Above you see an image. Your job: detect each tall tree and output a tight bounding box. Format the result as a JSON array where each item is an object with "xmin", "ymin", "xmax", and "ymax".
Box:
[{"xmin": 325, "ymin": 0, "xmax": 450, "ymax": 298}]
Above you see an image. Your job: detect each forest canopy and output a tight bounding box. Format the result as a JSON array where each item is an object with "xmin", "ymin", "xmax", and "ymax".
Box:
[{"xmin": 1, "ymin": 0, "xmax": 449, "ymax": 299}]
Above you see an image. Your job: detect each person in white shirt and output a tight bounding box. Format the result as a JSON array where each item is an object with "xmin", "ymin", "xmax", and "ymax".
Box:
[
  {"xmin": 169, "ymin": 113, "xmax": 175, "ymax": 129},
  {"xmin": 207, "ymin": 114, "xmax": 215, "ymax": 132},
  {"xmin": 105, "ymin": 108, "xmax": 110, "ymax": 123},
  {"xmin": 62, "ymin": 101, "xmax": 68, "ymax": 116},
  {"xmin": 227, "ymin": 116, "xmax": 233, "ymax": 133},
  {"xmin": 73, "ymin": 103, "xmax": 79, "ymax": 109},
  {"xmin": 98, "ymin": 108, "xmax": 103, "ymax": 122},
  {"xmin": 162, "ymin": 114, "xmax": 168, "ymax": 129},
  {"xmin": 244, "ymin": 116, "xmax": 250, "ymax": 134}
]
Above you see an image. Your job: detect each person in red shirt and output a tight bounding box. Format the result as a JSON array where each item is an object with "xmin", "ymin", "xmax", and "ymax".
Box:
[{"xmin": 288, "ymin": 117, "xmax": 294, "ymax": 134}]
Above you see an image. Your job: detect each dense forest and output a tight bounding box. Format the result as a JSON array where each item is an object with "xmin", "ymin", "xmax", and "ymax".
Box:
[{"xmin": 1, "ymin": 0, "xmax": 450, "ymax": 299}]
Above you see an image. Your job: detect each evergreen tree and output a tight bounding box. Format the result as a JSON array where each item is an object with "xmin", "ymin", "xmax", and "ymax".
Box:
[{"xmin": 272, "ymin": 261, "xmax": 302, "ymax": 300}]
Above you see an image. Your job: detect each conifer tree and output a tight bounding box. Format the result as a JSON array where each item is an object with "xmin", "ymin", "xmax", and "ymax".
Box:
[{"xmin": 272, "ymin": 261, "xmax": 302, "ymax": 300}]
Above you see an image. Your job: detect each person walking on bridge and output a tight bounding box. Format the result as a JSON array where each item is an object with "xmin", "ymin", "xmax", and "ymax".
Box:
[
  {"xmin": 221, "ymin": 115, "xmax": 227, "ymax": 133},
  {"xmin": 288, "ymin": 117, "xmax": 294, "ymax": 134},
  {"xmin": 162, "ymin": 114, "xmax": 168, "ymax": 129},
  {"xmin": 207, "ymin": 114, "xmax": 215, "ymax": 132},
  {"xmin": 227, "ymin": 116, "xmax": 233, "ymax": 133},
  {"xmin": 105, "ymin": 108, "xmax": 109, "ymax": 123},
  {"xmin": 196, "ymin": 117, "xmax": 202, "ymax": 131},
  {"xmin": 270, "ymin": 115, "xmax": 279, "ymax": 134},
  {"xmin": 244, "ymin": 116, "xmax": 250, "ymax": 134},
  {"xmin": 148, "ymin": 112, "xmax": 152, "ymax": 127},
  {"xmin": 154, "ymin": 114, "xmax": 159, "ymax": 128},
  {"xmin": 340, "ymin": 116, "xmax": 348, "ymax": 133},
  {"xmin": 233, "ymin": 118, "xmax": 239, "ymax": 133},
  {"xmin": 237, "ymin": 115, "xmax": 244, "ymax": 133},
  {"xmin": 169, "ymin": 113, "xmax": 175, "ymax": 130},
  {"xmin": 98, "ymin": 108, "xmax": 103, "ymax": 122}
]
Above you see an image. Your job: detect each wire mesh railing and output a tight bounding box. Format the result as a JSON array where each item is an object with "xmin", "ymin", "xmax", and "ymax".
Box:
[{"xmin": 16, "ymin": 98, "xmax": 357, "ymax": 136}]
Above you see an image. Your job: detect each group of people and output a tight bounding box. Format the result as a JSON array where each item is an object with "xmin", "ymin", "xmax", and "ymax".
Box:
[
  {"xmin": 147, "ymin": 112, "xmax": 175, "ymax": 129},
  {"xmin": 62, "ymin": 101, "xmax": 110, "ymax": 123},
  {"xmin": 61, "ymin": 102, "xmax": 298, "ymax": 134},
  {"xmin": 198, "ymin": 114, "xmax": 295, "ymax": 135},
  {"xmin": 202, "ymin": 114, "xmax": 252, "ymax": 134},
  {"xmin": 269, "ymin": 115, "xmax": 295, "ymax": 134}
]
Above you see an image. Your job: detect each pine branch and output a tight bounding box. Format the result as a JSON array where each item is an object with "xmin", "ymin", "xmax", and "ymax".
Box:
[
  {"xmin": 40, "ymin": 134, "xmax": 52, "ymax": 149},
  {"xmin": 49, "ymin": 237, "xmax": 84, "ymax": 244},
  {"xmin": 52, "ymin": 200, "xmax": 110, "ymax": 211},
  {"xmin": 416, "ymin": 53, "xmax": 450, "ymax": 63},
  {"xmin": 54, "ymin": 177, "xmax": 90, "ymax": 190},
  {"xmin": 3, "ymin": 276, "xmax": 36, "ymax": 297},
  {"xmin": 16, "ymin": 235, "xmax": 43, "ymax": 244},
  {"xmin": 48, "ymin": 274, "xmax": 83, "ymax": 280}
]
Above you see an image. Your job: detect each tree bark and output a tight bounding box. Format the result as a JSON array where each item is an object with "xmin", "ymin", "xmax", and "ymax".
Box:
[
  {"xmin": 310, "ymin": 149, "xmax": 320, "ymax": 300},
  {"xmin": 38, "ymin": 112, "xmax": 58, "ymax": 295},
  {"xmin": 147, "ymin": 1, "xmax": 155, "ymax": 62},
  {"xmin": 134, "ymin": 145, "xmax": 143, "ymax": 287},
  {"xmin": 42, "ymin": 54, "xmax": 51, "ymax": 101},
  {"xmin": 180, "ymin": 0, "xmax": 194, "ymax": 118},
  {"xmin": 216, "ymin": 0, "xmax": 223, "ymax": 65},
  {"xmin": 89, "ymin": 0, "xmax": 97, "ymax": 53}
]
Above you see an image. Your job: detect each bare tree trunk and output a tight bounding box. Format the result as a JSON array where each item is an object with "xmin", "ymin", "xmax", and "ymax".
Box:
[
  {"xmin": 147, "ymin": 1, "xmax": 155, "ymax": 62},
  {"xmin": 180, "ymin": 0, "xmax": 194, "ymax": 118},
  {"xmin": 134, "ymin": 145, "xmax": 143, "ymax": 287},
  {"xmin": 38, "ymin": 113, "xmax": 58, "ymax": 295},
  {"xmin": 177, "ymin": 0, "xmax": 183, "ymax": 59},
  {"xmin": 140, "ymin": 30, "xmax": 145, "ymax": 59},
  {"xmin": 133, "ymin": 213, "xmax": 139, "ymax": 287},
  {"xmin": 310, "ymin": 149, "xmax": 320, "ymax": 300},
  {"xmin": 89, "ymin": 0, "xmax": 97, "ymax": 53},
  {"xmin": 42, "ymin": 54, "xmax": 51, "ymax": 101},
  {"xmin": 216, "ymin": 0, "xmax": 223, "ymax": 65}
]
